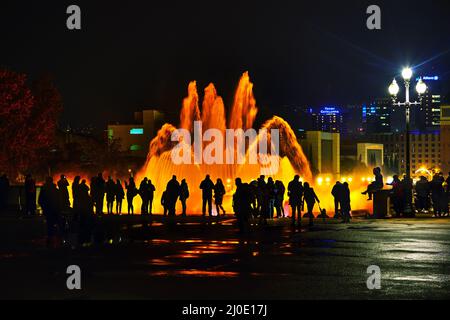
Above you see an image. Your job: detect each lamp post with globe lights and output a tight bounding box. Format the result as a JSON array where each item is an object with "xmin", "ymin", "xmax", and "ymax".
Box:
[{"xmin": 388, "ymin": 67, "xmax": 427, "ymax": 213}]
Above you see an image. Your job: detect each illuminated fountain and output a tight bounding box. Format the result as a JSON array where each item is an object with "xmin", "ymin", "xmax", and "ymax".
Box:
[
  {"xmin": 53, "ymin": 72, "xmax": 373, "ymax": 216},
  {"xmin": 137, "ymin": 72, "xmax": 313, "ymax": 214}
]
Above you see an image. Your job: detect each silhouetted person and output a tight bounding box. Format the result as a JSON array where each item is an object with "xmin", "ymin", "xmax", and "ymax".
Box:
[
  {"xmin": 38, "ymin": 177, "xmax": 62, "ymax": 247},
  {"xmin": 288, "ymin": 175, "xmax": 303, "ymax": 226},
  {"xmin": 24, "ymin": 174, "xmax": 36, "ymax": 216},
  {"xmin": 125, "ymin": 177, "xmax": 137, "ymax": 214},
  {"xmin": 233, "ymin": 178, "xmax": 252, "ymax": 233},
  {"xmin": 274, "ymin": 180, "xmax": 285, "ymax": 218},
  {"xmin": 259, "ymin": 179, "xmax": 271, "ymax": 225},
  {"xmin": 200, "ymin": 175, "xmax": 214, "ymax": 217},
  {"xmin": 94, "ymin": 173, "xmax": 106, "ymax": 214},
  {"xmin": 90, "ymin": 176, "xmax": 98, "ymax": 209},
  {"xmin": 166, "ymin": 175, "xmax": 180, "ymax": 216},
  {"xmin": 249, "ymin": 180, "xmax": 259, "ymax": 218},
  {"xmin": 331, "ymin": 181, "xmax": 344, "ymax": 219},
  {"xmin": 115, "ymin": 179, "xmax": 125, "ymax": 214},
  {"xmin": 105, "ymin": 176, "xmax": 116, "ymax": 214},
  {"xmin": 77, "ymin": 179, "xmax": 94, "ymax": 246},
  {"xmin": 179, "ymin": 179, "xmax": 189, "ymax": 216},
  {"xmin": 214, "ymin": 178, "xmax": 226, "ymax": 216},
  {"xmin": 303, "ymin": 182, "xmax": 319, "ymax": 226},
  {"xmin": 0, "ymin": 174, "xmax": 10, "ymax": 212},
  {"xmin": 430, "ymin": 174, "xmax": 444, "ymax": 217},
  {"xmin": 401, "ymin": 175, "xmax": 414, "ymax": 217},
  {"xmin": 440, "ymin": 172, "xmax": 449, "ymax": 216},
  {"xmin": 341, "ymin": 182, "xmax": 351, "ymax": 223},
  {"xmin": 267, "ymin": 177, "xmax": 276, "ymax": 219},
  {"xmin": 57, "ymin": 174, "xmax": 70, "ymax": 211},
  {"xmin": 161, "ymin": 190, "xmax": 168, "ymax": 216},
  {"xmin": 256, "ymin": 175, "xmax": 266, "ymax": 216},
  {"xmin": 415, "ymin": 176, "xmax": 430, "ymax": 213},
  {"xmin": 445, "ymin": 172, "xmax": 450, "ymax": 216},
  {"xmin": 362, "ymin": 167, "xmax": 384, "ymax": 200},
  {"xmin": 147, "ymin": 179, "xmax": 156, "ymax": 215},
  {"xmin": 446, "ymin": 172, "xmax": 450, "ymax": 193},
  {"xmin": 390, "ymin": 175, "xmax": 404, "ymax": 217},
  {"xmin": 431, "ymin": 174, "xmax": 444, "ymax": 216},
  {"xmin": 139, "ymin": 178, "xmax": 149, "ymax": 215},
  {"xmin": 72, "ymin": 176, "xmax": 81, "ymax": 213}
]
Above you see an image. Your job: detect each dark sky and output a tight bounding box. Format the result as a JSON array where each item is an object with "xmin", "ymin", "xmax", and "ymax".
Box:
[{"xmin": 1, "ymin": 0, "xmax": 450, "ymax": 129}]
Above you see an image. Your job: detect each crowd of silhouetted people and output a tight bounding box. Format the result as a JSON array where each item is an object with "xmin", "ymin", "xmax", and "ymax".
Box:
[
  {"xmin": 1, "ymin": 166, "xmax": 450, "ymax": 247},
  {"xmin": 0, "ymin": 172, "xmax": 331, "ymax": 245},
  {"xmin": 391, "ymin": 172, "xmax": 450, "ymax": 218}
]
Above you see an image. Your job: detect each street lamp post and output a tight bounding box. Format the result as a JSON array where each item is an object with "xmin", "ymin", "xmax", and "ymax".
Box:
[{"xmin": 388, "ymin": 67, "xmax": 427, "ymax": 213}]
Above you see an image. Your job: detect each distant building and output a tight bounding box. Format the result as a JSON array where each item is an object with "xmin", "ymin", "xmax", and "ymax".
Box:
[
  {"xmin": 413, "ymin": 76, "xmax": 442, "ymax": 132},
  {"xmin": 310, "ymin": 106, "xmax": 346, "ymax": 134},
  {"xmin": 340, "ymin": 136, "xmax": 384, "ymax": 173},
  {"xmin": 370, "ymin": 131, "xmax": 441, "ymax": 176},
  {"xmin": 356, "ymin": 143, "xmax": 384, "ymax": 168},
  {"xmin": 300, "ymin": 131, "xmax": 340, "ymax": 176},
  {"xmin": 107, "ymin": 109, "xmax": 164, "ymax": 157},
  {"xmin": 440, "ymin": 105, "xmax": 450, "ymax": 173},
  {"xmin": 364, "ymin": 98, "xmax": 392, "ymax": 134},
  {"xmin": 345, "ymin": 104, "xmax": 365, "ymax": 136}
]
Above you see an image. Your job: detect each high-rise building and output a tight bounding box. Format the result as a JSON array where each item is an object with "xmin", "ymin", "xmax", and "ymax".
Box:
[
  {"xmin": 345, "ymin": 104, "xmax": 365, "ymax": 136},
  {"xmin": 310, "ymin": 106, "xmax": 345, "ymax": 134},
  {"xmin": 440, "ymin": 105, "xmax": 450, "ymax": 173},
  {"xmin": 412, "ymin": 75, "xmax": 442, "ymax": 132},
  {"xmin": 364, "ymin": 98, "xmax": 392, "ymax": 134}
]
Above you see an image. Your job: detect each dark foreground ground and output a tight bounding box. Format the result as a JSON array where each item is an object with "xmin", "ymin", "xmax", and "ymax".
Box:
[{"xmin": 1, "ymin": 212, "xmax": 450, "ymax": 300}]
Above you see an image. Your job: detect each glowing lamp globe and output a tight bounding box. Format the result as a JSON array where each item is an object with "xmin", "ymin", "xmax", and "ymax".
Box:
[
  {"xmin": 389, "ymin": 79, "xmax": 400, "ymax": 96},
  {"xmin": 402, "ymin": 67, "xmax": 413, "ymax": 80},
  {"xmin": 416, "ymin": 78, "xmax": 427, "ymax": 95}
]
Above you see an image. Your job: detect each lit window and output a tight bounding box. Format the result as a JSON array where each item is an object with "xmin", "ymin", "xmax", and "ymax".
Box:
[
  {"xmin": 130, "ymin": 144, "xmax": 142, "ymax": 151},
  {"xmin": 130, "ymin": 128, "xmax": 144, "ymax": 135}
]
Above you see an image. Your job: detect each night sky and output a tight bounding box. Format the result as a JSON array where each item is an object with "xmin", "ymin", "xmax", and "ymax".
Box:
[{"xmin": 1, "ymin": 0, "xmax": 450, "ymax": 129}]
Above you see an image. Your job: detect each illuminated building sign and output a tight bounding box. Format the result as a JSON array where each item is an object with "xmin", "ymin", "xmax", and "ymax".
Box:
[
  {"xmin": 416, "ymin": 76, "xmax": 439, "ymax": 81},
  {"xmin": 130, "ymin": 128, "xmax": 144, "ymax": 135},
  {"xmin": 319, "ymin": 107, "xmax": 340, "ymax": 115}
]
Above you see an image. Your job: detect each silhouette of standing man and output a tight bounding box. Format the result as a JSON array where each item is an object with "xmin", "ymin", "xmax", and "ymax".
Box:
[
  {"xmin": 39, "ymin": 177, "xmax": 62, "ymax": 247},
  {"xmin": 147, "ymin": 179, "xmax": 156, "ymax": 215},
  {"xmin": 94, "ymin": 173, "xmax": 106, "ymax": 215},
  {"xmin": 331, "ymin": 181, "xmax": 344, "ymax": 219},
  {"xmin": 125, "ymin": 177, "xmax": 137, "ymax": 215},
  {"xmin": 233, "ymin": 178, "xmax": 252, "ymax": 233},
  {"xmin": 115, "ymin": 179, "xmax": 125, "ymax": 214},
  {"xmin": 105, "ymin": 176, "xmax": 116, "ymax": 214},
  {"xmin": 166, "ymin": 175, "xmax": 180, "ymax": 216},
  {"xmin": 200, "ymin": 175, "xmax": 215, "ymax": 217},
  {"xmin": 288, "ymin": 175, "xmax": 303, "ymax": 226},
  {"xmin": 139, "ymin": 177, "xmax": 149, "ymax": 214},
  {"xmin": 57, "ymin": 174, "xmax": 70, "ymax": 211},
  {"xmin": 179, "ymin": 179, "xmax": 189, "ymax": 216}
]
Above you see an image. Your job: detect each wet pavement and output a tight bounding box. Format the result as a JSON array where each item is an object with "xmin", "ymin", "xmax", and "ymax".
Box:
[{"xmin": 1, "ymin": 214, "xmax": 450, "ymax": 299}]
